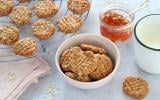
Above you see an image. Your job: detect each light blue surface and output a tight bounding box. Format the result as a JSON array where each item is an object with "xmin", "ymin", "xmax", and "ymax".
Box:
[{"xmin": 1, "ymin": 0, "xmax": 160, "ymax": 100}]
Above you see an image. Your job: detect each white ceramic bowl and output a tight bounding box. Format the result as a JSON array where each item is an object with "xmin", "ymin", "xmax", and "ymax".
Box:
[
  {"xmin": 55, "ymin": 33, "xmax": 120, "ymax": 89},
  {"xmin": 134, "ymin": 14, "xmax": 160, "ymax": 74}
]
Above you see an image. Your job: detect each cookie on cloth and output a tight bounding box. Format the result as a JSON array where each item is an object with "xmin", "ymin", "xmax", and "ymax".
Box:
[
  {"xmin": 0, "ymin": 24, "xmax": 19, "ymax": 46},
  {"xmin": 80, "ymin": 44, "xmax": 106, "ymax": 54},
  {"xmin": 14, "ymin": 38, "xmax": 37, "ymax": 57},
  {"xmin": 123, "ymin": 76, "xmax": 149, "ymax": 99},
  {"xmin": 10, "ymin": 6, "xmax": 32, "ymax": 26},
  {"xmin": 0, "ymin": 0, "xmax": 13, "ymax": 16},
  {"xmin": 34, "ymin": 0, "xmax": 58, "ymax": 18},
  {"xmin": 89, "ymin": 54, "xmax": 113, "ymax": 80},
  {"xmin": 67, "ymin": 0, "xmax": 90, "ymax": 14},
  {"xmin": 32, "ymin": 19, "xmax": 55, "ymax": 40},
  {"xmin": 56, "ymin": 15, "xmax": 82, "ymax": 33},
  {"xmin": 18, "ymin": 0, "xmax": 31, "ymax": 3}
]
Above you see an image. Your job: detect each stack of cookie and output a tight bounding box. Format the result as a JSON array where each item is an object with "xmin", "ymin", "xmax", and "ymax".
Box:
[{"xmin": 60, "ymin": 44, "xmax": 113, "ymax": 82}]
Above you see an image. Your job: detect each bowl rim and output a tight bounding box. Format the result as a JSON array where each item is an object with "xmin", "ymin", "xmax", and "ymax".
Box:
[
  {"xmin": 55, "ymin": 33, "xmax": 120, "ymax": 84},
  {"xmin": 134, "ymin": 14, "xmax": 160, "ymax": 51}
]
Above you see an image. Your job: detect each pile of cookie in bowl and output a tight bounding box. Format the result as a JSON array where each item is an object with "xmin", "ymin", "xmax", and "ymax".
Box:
[{"xmin": 0, "ymin": 0, "xmax": 90, "ymax": 57}]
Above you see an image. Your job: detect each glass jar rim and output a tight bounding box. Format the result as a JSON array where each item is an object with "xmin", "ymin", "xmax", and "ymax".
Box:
[{"xmin": 99, "ymin": 3, "xmax": 135, "ymax": 30}]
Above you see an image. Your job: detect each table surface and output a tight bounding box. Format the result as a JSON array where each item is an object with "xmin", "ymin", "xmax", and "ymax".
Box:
[{"xmin": 1, "ymin": 0, "xmax": 160, "ymax": 100}]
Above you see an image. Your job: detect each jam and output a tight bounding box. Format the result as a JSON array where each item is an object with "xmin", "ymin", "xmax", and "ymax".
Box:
[{"xmin": 100, "ymin": 11, "xmax": 132, "ymax": 42}]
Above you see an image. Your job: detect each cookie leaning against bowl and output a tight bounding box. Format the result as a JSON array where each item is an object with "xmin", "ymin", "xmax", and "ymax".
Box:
[
  {"xmin": 18, "ymin": 0, "xmax": 31, "ymax": 3},
  {"xmin": 123, "ymin": 76, "xmax": 149, "ymax": 99},
  {"xmin": 34, "ymin": 0, "xmax": 58, "ymax": 18},
  {"xmin": 0, "ymin": 24, "xmax": 19, "ymax": 46},
  {"xmin": 14, "ymin": 38, "xmax": 37, "ymax": 57},
  {"xmin": 0, "ymin": 0, "xmax": 13, "ymax": 16},
  {"xmin": 32, "ymin": 19, "xmax": 55, "ymax": 40},
  {"xmin": 89, "ymin": 54, "xmax": 113, "ymax": 80},
  {"xmin": 10, "ymin": 6, "xmax": 32, "ymax": 26},
  {"xmin": 57, "ymin": 15, "xmax": 82, "ymax": 33},
  {"xmin": 67, "ymin": 0, "xmax": 90, "ymax": 14}
]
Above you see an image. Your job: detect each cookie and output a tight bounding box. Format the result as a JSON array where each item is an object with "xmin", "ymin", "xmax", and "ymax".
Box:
[
  {"xmin": 0, "ymin": 24, "xmax": 19, "ymax": 46},
  {"xmin": 56, "ymin": 15, "xmax": 82, "ymax": 33},
  {"xmin": 60, "ymin": 47, "xmax": 97, "ymax": 75},
  {"xmin": 10, "ymin": 6, "xmax": 32, "ymax": 26},
  {"xmin": 0, "ymin": 0, "xmax": 13, "ymax": 16},
  {"xmin": 123, "ymin": 76, "xmax": 149, "ymax": 99},
  {"xmin": 18, "ymin": 0, "xmax": 31, "ymax": 3},
  {"xmin": 67, "ymin": 0, "xmax": 90, "ymax": 14},
  {"xmin": 65, "ymin": 72, "xmax": 91, "ymax": 82},
  {"xmin": 32, "ymin": 19, "xmax": 55, "ymax": 40},
  {"xmin": 89, "ymin": 54, "xmax": 113, "ymax": 80},
  {"xmin": 34, "ymin": 0, "xmax": 58, "ymax": 18},
  {"xmin": 60, "ymin": 47, "xmax": 83, "ymax": 72},
  {"xmin": 14, "ymin": 38, "xmax": 37, "ymax": 57},
  {"xmin": 80, "ymin": 44, "xmax": 106, "ymax": 54}
]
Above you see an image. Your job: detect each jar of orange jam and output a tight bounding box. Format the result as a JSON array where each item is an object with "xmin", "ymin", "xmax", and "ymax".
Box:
[{"xmin": 100, "ymin": 3, "xmax": 135, "ymax": 42}]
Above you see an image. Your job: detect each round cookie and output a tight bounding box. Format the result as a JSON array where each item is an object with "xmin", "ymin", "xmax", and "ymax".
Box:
[
  {"xmin": 123, "ymin": 76, "xmax": 149, "ymax": 99},
  {"xmin": 89, "ymin": 54, "xmax": 113, "ymax": 80},
  {"xmin": 0, "ymin": 24, "xmax": 19, "ymax": 46},
  {"xmin": 56, "ymin": 15, "xmax": 82, "ymax": 33},
  {"xmin": 0, "ymin": 0, "xmax": 13, "ymax": 16},
  {"xmin": 10, "ymin": 6, "xmax": 32, "ymax": 26},
  {"xmin": 32, "ymin": 19, "xmax": 55, "ymax": 40},
  {"xmin": 34, "ymin": 0, "xmax": 58, "ymax": 18},
  {"xmin": 14, "ymin": 38, "xmax": 37, "ymax": 57},
  {"xmin": 67, "ymin": 0, "xmax": 90, "ymax": 14},
  {"xmin": 18, "ymin": 0, "xmax": 31, "ymax": 3}
]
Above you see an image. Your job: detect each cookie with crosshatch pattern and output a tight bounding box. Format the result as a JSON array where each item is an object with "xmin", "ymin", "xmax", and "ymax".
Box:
[
  {"xmin": 10, "ymin": 6, "xmax": 32, "ymax": 26},
  {"xmin": 34, "ymin": 0, "xmax": 58, "ymax": 18},
  {"xmin": 0, "ymin": 24, "xmax": 19, "ymax": 46},
  {"xmin": 67, "ymin": 0, "xmax": 90, "ymax": 14},
  {"xmin": 123, "ymin": 76, "xmax": 149, "ymax": 99},
  {"xmin": 14, "ymin": 38, "xmax": 37, "ymax": 57},
  {"xmin": 56, "ymin": 15, "xmax": 82, "ymax": 33},
  {"xmin": 32, "ymin": 19, "xmax": 55, "ymax": 40},
  {"xmin": 0, "ymin": 0, "xmax": 13, "ymax": 16}
]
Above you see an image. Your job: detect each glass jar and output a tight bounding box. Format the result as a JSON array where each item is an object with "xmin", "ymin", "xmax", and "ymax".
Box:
[{"xmin": 99, "ymin": 3, "xmax": 135, "ymax": 42}]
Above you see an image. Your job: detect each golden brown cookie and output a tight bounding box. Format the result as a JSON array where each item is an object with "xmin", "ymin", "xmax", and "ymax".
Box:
[
  {"xmin": 0, "ymin": 0, "xmax": 13, "ymax": 16},
  {"xmin": 123, "ymin": 76, "xmax": 149, "ymax": 99},
  {"xmin": 65, "ymin": 72, "xmax": 91, "ymax": 82},
  {"xmin": 14, "ymin": 38, "xmax": 37, "ymax": 57},
  {"xmin": 80, "ymin": 44, "xmax": 106, "ymax": 54},
  {"xmin": 10, "ymin": 6, "xmax": 32, "ymax": 26},
  {"xmin": 67, "ymin": 0, "xmax": 90, "ymax": 14},
  {"xmin": 0, "ymin": 24, "xmax": 20, "ymax": 46},
  {"xmin": 34, "ymin": 0, "xmax": 58, "ymax": 18},
  {"xmin": 32, "ymin": 19, "xmax": 55, "ymax": 40},
  {"xmin": 60, "ymin": 47, "xmax": 83, "ymax": 72},
  {"xmin": 89, "ymin": 54, "xmax": 113, "ymax": 80},
  {"xmin": 18, "ymin": 0, "xmax": 31, "ymax": 3},
  {"xmin": 56, "ymin": 15, "xmax": 82, "ymax": 33}
]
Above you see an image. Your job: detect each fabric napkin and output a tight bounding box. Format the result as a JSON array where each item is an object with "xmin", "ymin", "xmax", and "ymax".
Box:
[{"xmin": 0, "ymin": 47, "xmax": 52, "ymax": 100}]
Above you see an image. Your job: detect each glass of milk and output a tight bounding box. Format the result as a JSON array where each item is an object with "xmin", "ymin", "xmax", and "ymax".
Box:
[{"xmin": 134, "ymin": 14, "xmax": 160, "ymax": 74}]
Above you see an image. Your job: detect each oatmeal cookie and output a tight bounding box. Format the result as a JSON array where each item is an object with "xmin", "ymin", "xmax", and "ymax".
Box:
[
  {"xmin": 10, "ymin": 6, "xmax": 32, "ymax": 26},
  {"xmin": 123, "ymin": 76, "xmax": 149, "ymax": 99},
  {"xmin": 65, "ymin": 72, "xmax": 91, "ymax": 82},
  {"xmin": 67, "ymin": 0, "xmax": 90, "ymax": 14},
  {"xmin": 89, "ymin": 54, "xmax": 113, "ymax": 80},
  {"xmin": 14, "ymin": 38, "xmax": 37, "ymax": 57},
  {"xmin": 0, "ymin": 0, "xmax": 13, "ymax": 16},
  {"xmin": 0, "ymin": 24, "xmax": 19, "ymax": 46},
  {"xmin": 56, "ymin": 15, "xmax": 82, "ymax": 33},
  {"xmin": 32, "ymin": 19, "xmax": 55, "ymax": 40},
  {"xmin": 18, "ymin": 0, "xmax": 31, "ymax": 3},
  {"xmin": 34, "ymin": 0, "xmax": 58, "ymax": 18},
  {"xmin": 80, "ymin": 44, "xmax": 106, "ymax": 54}
]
